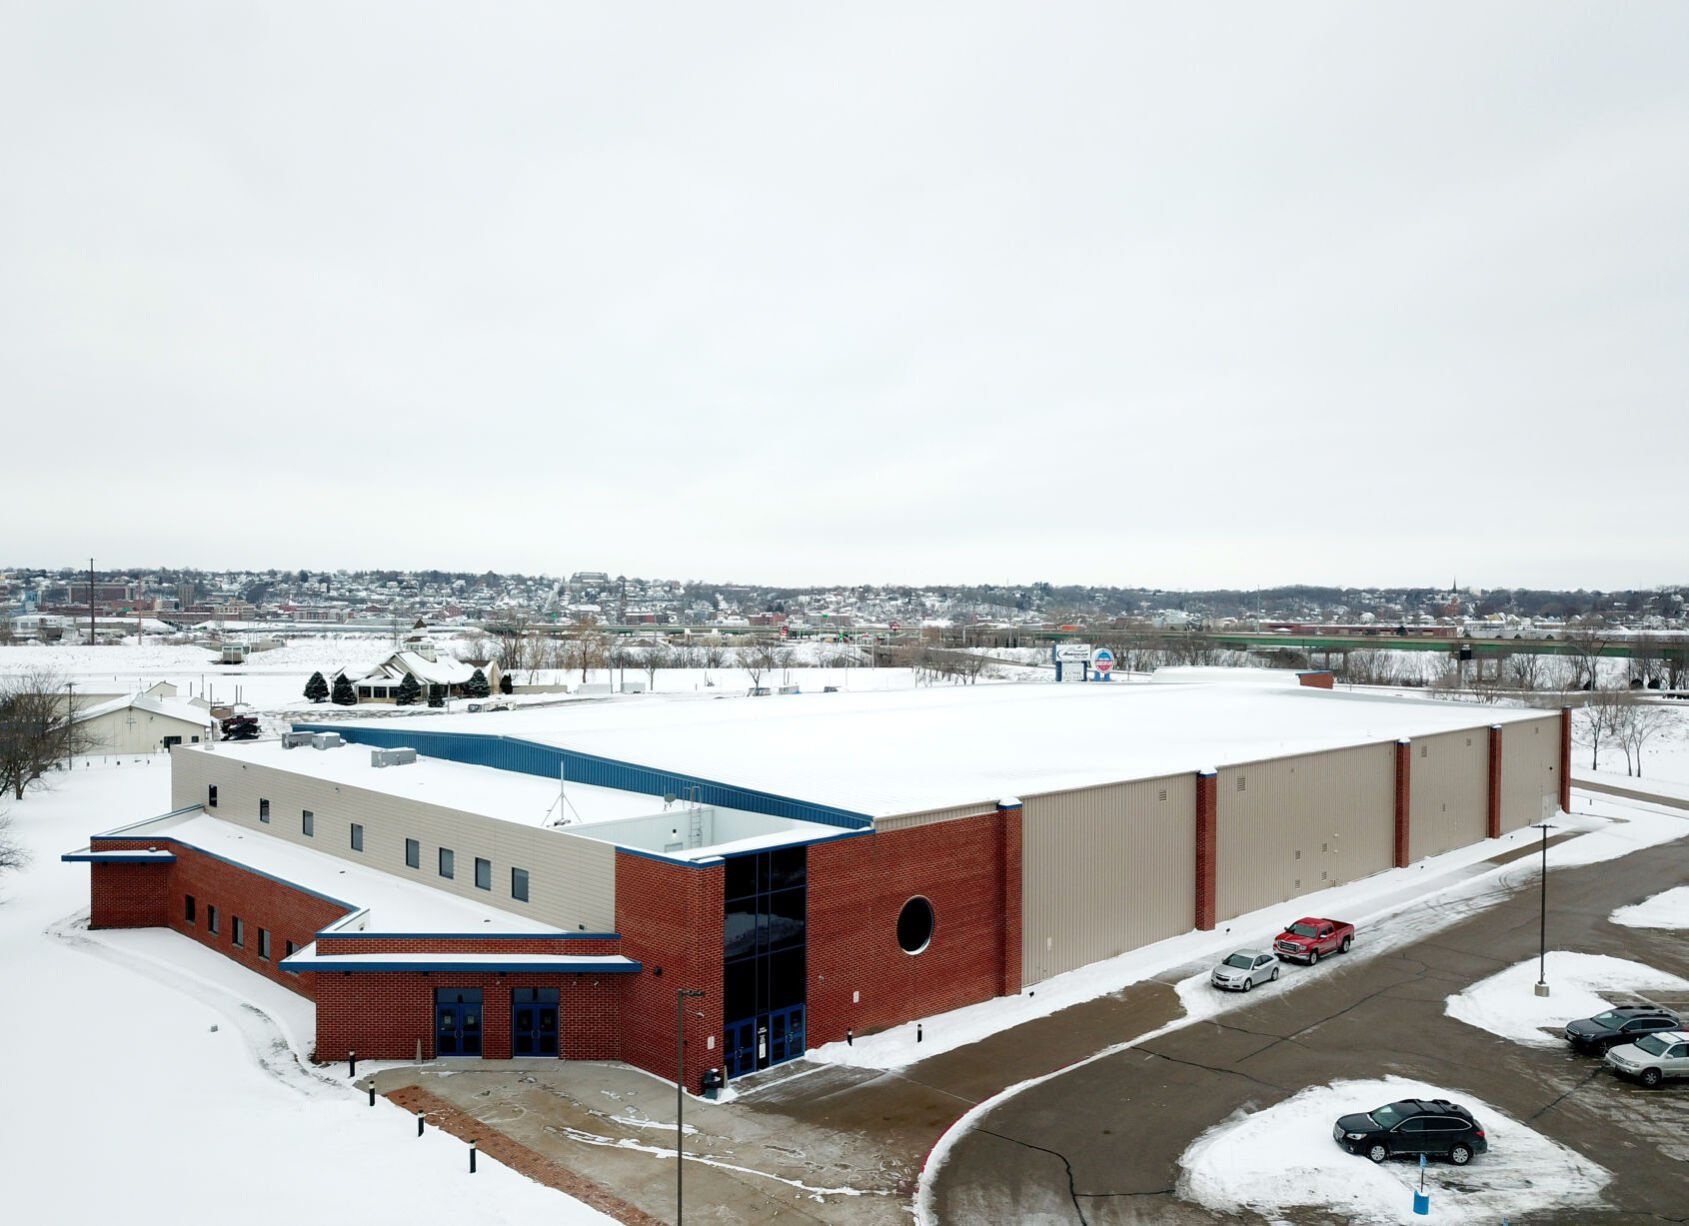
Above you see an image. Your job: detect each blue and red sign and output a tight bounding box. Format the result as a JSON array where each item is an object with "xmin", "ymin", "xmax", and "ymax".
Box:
[{"xmin": 1091, "ymin": 647, "xmax": 1115, "ymax": 677}]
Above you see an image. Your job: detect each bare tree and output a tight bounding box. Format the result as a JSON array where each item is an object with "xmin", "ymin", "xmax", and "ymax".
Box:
[
  {"xmin": 0, "ymin": 810, "xmax": 28, "ymax": 898},
  {"xmin": 1507, "ymin": 651, "xmax": 1544, "ymax": 692},
  {"xmin": 638, "ymin": 644, "xmax": 671, "ymax": 691},
  {"xmin": 1563, "ymin": 616, "xmax": 1610, "ymax": 693},
  {"xmin": 0, "ymin": 671, "xmax": 96, "ymax": 800},
  {"xmin": 1612, "ymin": 698, "xmax": 1675, "ymax": 777},
  {"xmin": 1344, "ymin": 649, "xmax": 1401, "ymax": 688},
  {"xmin": 739, "ymin": 643, "xmax": 772, "ymax": 690},
  {"xmin": 773, "ymin": 646, "xmax": 796, "ymax": 687},
  {"xmin": 1571, "ymin": 689, "xmax": 1626, "ymax": 773},
  {"xmin": 488, "ymin": 620, "xmax": 529, "ymax": 676}
]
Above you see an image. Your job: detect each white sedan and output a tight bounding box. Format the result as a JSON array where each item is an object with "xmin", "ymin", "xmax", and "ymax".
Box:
[{"xmin": 1211, "ymin": 949, "xmax": 1280, "ymax": 992}]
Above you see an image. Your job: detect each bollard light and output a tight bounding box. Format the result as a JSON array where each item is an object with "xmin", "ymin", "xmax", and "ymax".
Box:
[
  {"xmin": 469, "ymin": 1140, "xmax": 477, "ymax": 1174},
  {"xmin": 417, "ymin": 1111, "xmax": 425, "ymax": 1138},
  {"xmin": 368, "ymin": 1085, "xmax": 375, "ymax": 1108},
  {"xmin": 917, "ymin": 1023, "xmax": 923, "ymax": 1043},
  {"xmin": 349, "ymin": 1050, "xmax": 357, "ymax": 1078},
  {"xmin": 846, "ymin": 1028, "xmax": 853, "ymax": 1046}
]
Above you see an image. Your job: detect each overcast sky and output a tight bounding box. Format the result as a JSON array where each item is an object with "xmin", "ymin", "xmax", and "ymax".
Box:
[{"xmin": 3, "ymin": 3, "xmax": 1685, "ymax": 590}]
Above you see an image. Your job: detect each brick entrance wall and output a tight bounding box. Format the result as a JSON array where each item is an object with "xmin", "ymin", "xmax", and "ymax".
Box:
[{"xmin": 806, "ymin": 809, "xmax": 1018, "ymax": 1048}]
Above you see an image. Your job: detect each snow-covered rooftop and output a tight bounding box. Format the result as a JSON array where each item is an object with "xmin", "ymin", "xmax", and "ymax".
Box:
[
  {"xmin": 74, "ymin": 691, "xmax": 213, "ymax": 728},
  {"xmin": 180, "ymin": 740, "xmax": 678, "ymax": 827},
  {"xmin": 343, "ymin": 679, "xmax": 1556, "ymax": 819},
  {"xmin": 98, "ymin": 810, "xmax": 562, "ymax": 934}
]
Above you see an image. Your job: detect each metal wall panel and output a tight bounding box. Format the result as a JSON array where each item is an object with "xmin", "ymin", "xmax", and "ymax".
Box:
[
  {"xmin": 1215, "ymin": 743, "xmax": 1395, "ymax": 923},
  {"xmin": 170, "ymin": 750, "xmax": 615, "ymax": 932},
  {"xmin": 1408, "ymin": 728, "xmax": 1489, "ymax": 861},
  {"xmin": 1499, "ymin": 714, "xmax": 1560, "ymax": 832},
  {"xmin": 1020, "ymin": 774, "xmax": 1195, "ymax": 986}
]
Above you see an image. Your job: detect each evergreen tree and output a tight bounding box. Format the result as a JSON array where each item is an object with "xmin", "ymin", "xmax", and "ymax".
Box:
[
  {"xmin": 499, "ymin": 673, "xmax": 513, "ymax": 695},
  {"xmin": 395, "ymin": 674, "xmax": 421, "ymax": 706},
  {"xmin": 330, "ymin": 674, "xmax": 357, "ymax": 706},
  {"xmin": 303, "ymin": 671, "xmax": 329, "ymax": 703},
  {"xmin": 465, "ymin": 668, "xmax": 489, "ymax": 698},
  {"xmin": 427, "ymin": 685, "xmax": 444, "ymax": 708}
]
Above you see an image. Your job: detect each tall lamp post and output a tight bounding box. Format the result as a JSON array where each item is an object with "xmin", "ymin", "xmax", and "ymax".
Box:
[
  {"xmin": 676, "ymin": 987, "xmax": 705, "ymax": 1225},
  {"xmin": 1531, "ymin": 821, "xmax": 1555, "ymax": 997}
]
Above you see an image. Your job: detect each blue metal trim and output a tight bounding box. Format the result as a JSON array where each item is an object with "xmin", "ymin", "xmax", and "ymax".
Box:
[
  {"xmin": 316, "ymin": 931, "xmax": 620, "ymax": 941},
  {"xmin": 62, "ymin": 852, "xmax": 177, "ymax": 864},
  {"xmin": 289, "ymin": 723, "xmax": 874, "ymax": 831},
  {"xmin": 617, "ymin": 845, "xmax": 721, "ymax": 868},
  {"xmin": 282, "ymin": 958, "xmax": 644, "ymax": 974}
]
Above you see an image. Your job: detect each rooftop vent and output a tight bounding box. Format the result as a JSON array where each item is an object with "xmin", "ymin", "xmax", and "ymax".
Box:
[
  {"xmin": 310, "ymin": 732, "xmax": 343, "ymax": 750},
  {"xmin": 281, "ymin": 731, "xmax": 315, "ymax": 749},
  {"xmin": 371, "ymin": 747, "xmax": 417, "ymax": 768}
]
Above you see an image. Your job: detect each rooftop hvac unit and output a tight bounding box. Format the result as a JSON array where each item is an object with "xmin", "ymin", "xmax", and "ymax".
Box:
[
  {"xmin": 310, "ymin": 732, "xmax": 343, "ymax": 750},
  {"xmin": 281, "ymin": 731, "xmax": 315, "ymax": 749},
  {"xmin": 371, "ymin": 747, "xmax": 417, "ymax": 768}
]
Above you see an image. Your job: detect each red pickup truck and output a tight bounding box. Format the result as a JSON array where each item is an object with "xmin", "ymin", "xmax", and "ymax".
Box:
[{"xmin": 1273, "ymin": 917, "xmax": 1354, "ymax": 964}]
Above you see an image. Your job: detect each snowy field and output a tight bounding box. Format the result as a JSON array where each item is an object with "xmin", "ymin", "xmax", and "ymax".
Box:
[
  {"xmin": 1611, "ymin": 886, "xmax": 1689, "ymax": 930},
  {"xmin": 1444, "ymin": 953, "xmax": 1689, "ymax": 1048},
  {"xmin": 1176, "ymin": 1076, "xmax": 1611, "ymax": 1225},
  {"xmin": 0, "ymin": 762, "xmax": 609, "ymax": 1225}
]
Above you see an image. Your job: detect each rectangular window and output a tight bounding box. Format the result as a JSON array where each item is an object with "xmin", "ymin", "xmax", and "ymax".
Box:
[
  {"xmin": 302, "ymin": 809, "xmax": 314, "ymax": 837},
  {"xmin": 258, "ymin": 798, "xmax": 270, "ymax": 823},
  {"xmin": 475, "ymin": 857, "xmax": 491, "ymax": 891},
  {"xmin": 258, "ymin": 929, "xmax": 271, "ymax": 961},
  {"xmin": 285, "ymin": 940, "xmax": 297, "ymax": 958},
  {"xmin": 208, "ymin": 784, "xmax": 218, "ymax": 808},
  {"xmin": 207, "ymin": 904, "xmax": 219, "ymax": 935},
  {"xmin": 184, "ymin": 894, "xmax": 196, "ymax": 924},
  {"xmin": 439, "ymin": 847, "xmax": 454, "ymax": 879},
  {"xmin": 511, "ymin": 867, "xmax": 529, "ymax": 902},
  {"xmin": 350, "ymin": 823, "xmax": 364, "ymax": 852},
  {"xmin": 405, "ymin": 838, "xmax": 420, "ymax": 869},
  {"xmin": 232, "ymin": 916, "xmax": 245, "ymax": 948}
]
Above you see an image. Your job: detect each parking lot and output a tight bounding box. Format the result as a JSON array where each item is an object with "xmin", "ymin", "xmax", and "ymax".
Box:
[{"xmin": 928, "ymin": 834, "xmax": 1689, "ymax": 1223}]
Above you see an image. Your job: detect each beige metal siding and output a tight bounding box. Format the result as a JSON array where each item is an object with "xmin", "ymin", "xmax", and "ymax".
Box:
[
  {"xmin": 1215, "ymin": 743, "xmax": 1395, "ymax": 923},
  {"xmin": 169, "ymin": 750, "xmax": 615, "ymax": 931},
  {"xmin": 1499, "ymin": 714, "xmax": 1560, "ymax": 832},
  {"xmin": 876, "ymin": 803, "xmax": 996, "ymax": 833},
  {"xmin": 1408, "ymin": 729, "xmax": 1489, "ymax": 861},
  {"xmin": 1020, "ymin": 774, "xmax": 1194, "ymax": 986}
]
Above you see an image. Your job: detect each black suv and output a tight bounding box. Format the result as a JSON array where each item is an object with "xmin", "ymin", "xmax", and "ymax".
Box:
[
  {"xmin": 1333, "ymin": 1099, "xmax": 1488, "ymax": 1166},
  {"xmin": 1564, "ymin": 1005, "xmax": 1681, "ymax": 1053}
]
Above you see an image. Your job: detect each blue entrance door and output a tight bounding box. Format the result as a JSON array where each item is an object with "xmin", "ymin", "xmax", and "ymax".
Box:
[
  {"xmin": 724, "ymin": 1018, "xmax": 758, "ymax": 1079},
  {"xmin": 435, "ymin": 988, "xmax": 483, "ymax": 1057},
  {"xmin": 723, "ymin": 1007, "xmax": 805, "ymax": 1079},
  {"xmin": 511, "ymin": 988, "xmax": 559, "ymax": 1057},
  {"xmin": 768, "ymin": 1004, "xmax": 805, "ymax": 1065}
]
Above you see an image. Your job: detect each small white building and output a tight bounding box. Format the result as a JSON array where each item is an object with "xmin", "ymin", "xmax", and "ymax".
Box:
[
  {"xmin": 72, "ymin": 687, "xmax": 215, "ymax": 754},
  {"xmin": 343, "ymin": 645, "xmax": 488, "ymax": 703}
]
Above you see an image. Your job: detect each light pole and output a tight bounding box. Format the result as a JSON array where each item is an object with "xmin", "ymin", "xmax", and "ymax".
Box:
[
  {"xmin": 676, "ymin": 987, "xmax": 705, "ymax": 1225},
  {"xmin": 1531, "ymin": 821, "xmax": 1555, "ymax": 997}
]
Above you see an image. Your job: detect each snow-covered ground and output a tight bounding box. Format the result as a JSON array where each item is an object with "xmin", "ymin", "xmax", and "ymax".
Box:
[
  {"xmin": 1611, "ymin": 885, "xmax": 1689, "ymax": 930},
  {"xmin": 1445, "ymin": 953, "xmax": 1689, "ymax": 1048},
  {"xmin": 1176, "ymin": 1076, "xmax": 1611, "ymax": 1225},
  {"xmin": 0, "ymin": 762, "xmax": 610, "ymax": 1225}
]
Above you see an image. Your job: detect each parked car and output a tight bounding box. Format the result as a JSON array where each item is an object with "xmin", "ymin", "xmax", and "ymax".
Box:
[
  {"xmin": 1211, "ymin": 949, "xmax": 1280, "ymax": 992},
  {"xmin": 1564, "ymin": 1004, "xmax": 1681, "ymax": 1054},
  {"xmin": 1332, "ymin": 1098, "xmax": 1488, "ymax": 1166},
  {"xmin": 1605, "ymin": 1029, "xmax": 1689, "ymax": 1087},
  {"xmin": 1274, "ymin": 917, "xmax": 1354, "ymax": 964}
]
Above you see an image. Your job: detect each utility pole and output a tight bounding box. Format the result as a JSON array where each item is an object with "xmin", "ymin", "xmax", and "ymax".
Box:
[
  {"xmin": 88, "ymin": 556, "xmax": 96, "ymax": 646},
  {"xmin": 1532, "ymin": 821, "xmax": 1555, "ymax": 996},
  {"xmin": 676, "ymin": 987, "xmax": 705, "ymax": 1225}
]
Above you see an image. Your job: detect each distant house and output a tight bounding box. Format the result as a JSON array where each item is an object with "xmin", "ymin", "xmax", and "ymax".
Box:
[
  {"xmin": 71, "ymin": 689, "xmax": 214, "ymax": 754},
  {"xmin": 342, "ymin": 644, "xmax": 486, "ymax": 703}
]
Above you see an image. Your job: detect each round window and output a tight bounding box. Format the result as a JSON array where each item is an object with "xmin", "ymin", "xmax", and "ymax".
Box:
[{"xmin": 897, "ymin": 896, "xmax": 935, "ymax": 955}]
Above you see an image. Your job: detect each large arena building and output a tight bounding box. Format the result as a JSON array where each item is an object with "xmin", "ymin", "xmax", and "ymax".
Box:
[{"xmin": 67, "ymin": 677, "xmax": 1570, "ymax": 1090}]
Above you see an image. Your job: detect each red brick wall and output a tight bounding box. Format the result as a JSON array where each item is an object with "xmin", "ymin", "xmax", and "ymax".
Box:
[
  {"xmin": 615, "ymin": 852, "xmax": 724, "ymax": 1092},
  {"xmin": 1559, "ymin": 706, "xmax": 1572, "ymax": 812},
  {"xmin": 90, "ymin": 836, "xmax": 350, "ymax": 999},
  {"xmin": 1194, "ymin": 772, "xmax": 1217, "ymax": 930},
  {"xmin": 806, "ymin": 810, "xmax": 1017, "ymax": 1048},
  {"xmin": 1394, "ymin": 740, "xmax": 1412, "ymax": 868},
  {"xmin": 311, "ymin": 971, "xmax": 622, "ymax": 1062},
  {"xmin": 1487, "ymin": 725, "xmax": 1504, "ymax": 840},
  {"xmin": 89, "ymin": 861, "xmax": 172, "ymax": 928}
]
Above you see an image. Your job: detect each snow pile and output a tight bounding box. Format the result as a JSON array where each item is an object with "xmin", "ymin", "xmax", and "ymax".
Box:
[
  {"xmin": 1610, "ymin": 885, "xmax": 1689, "ymax": 930},
  {"xmin": 1177, "ymin": 1076, "xmax": 1610, "ymax": 1225},
  {"xmin": 1445, "ymin": 952, "xmax": 1689, "ymax": 1047}
]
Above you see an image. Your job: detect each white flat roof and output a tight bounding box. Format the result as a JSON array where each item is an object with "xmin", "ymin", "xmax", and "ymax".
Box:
[
  {"xmin": 182, "ymin": 740, "xmax": 676, "ymax": 827},
  {"xmin": 348, "ymin": 680, "xmax": 1555, "ymax": 819},
  {"xmin": 102, "ymin": 810, "xmax": 561, "ymax": 934}
]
